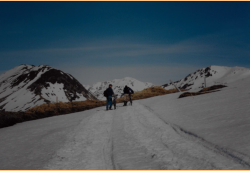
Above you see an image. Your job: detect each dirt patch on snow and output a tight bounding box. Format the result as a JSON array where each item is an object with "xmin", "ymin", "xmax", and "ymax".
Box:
[{"xmin": 179, "ymin": 85, "xmax": 227, "ymax": 98}]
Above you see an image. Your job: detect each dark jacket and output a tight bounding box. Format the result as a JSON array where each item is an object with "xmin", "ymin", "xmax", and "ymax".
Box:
[
  {"xmin": 123, "ymin": 86, "xmax": 134, "ymax": 94},
  {"xmin": 106, "ymin": 87, "xmax": 114, "ymax": 97}
]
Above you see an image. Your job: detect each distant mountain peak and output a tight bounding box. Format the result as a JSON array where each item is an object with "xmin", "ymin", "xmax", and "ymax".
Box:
[
  {"xmin": 0, "ymin": 65, "xmax": 97, "ymax": 112},
  {"xmin": 123, "ymin": 76, "xmax": 135, "ymax": 80},
  {"xmin": 163, "ymin": 65, "xmax": 250, "ymax": 90},
  {"xmin": 88, "ymin": 77, "xmax": 154, "ymax": 100}
]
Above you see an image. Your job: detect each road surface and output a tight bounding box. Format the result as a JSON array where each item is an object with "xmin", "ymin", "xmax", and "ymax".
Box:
[{"xmin": 43, "ymin": 102, "xmax": 250, "ymax": 170}]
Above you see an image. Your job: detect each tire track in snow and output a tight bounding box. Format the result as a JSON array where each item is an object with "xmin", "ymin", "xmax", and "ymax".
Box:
[
  {"xmin": 44, "ymin": 110, "xmax": 115, "ymax": 170},
  {"xmin": 45, "ymin": 102, "xmax": 250, "ymax": 169},
  {"xmin": 142, "ymin": 104, "xmax": 250, "ymax": 169},
  {"xmin": 172, "ymin": 125, "xmax": 250, "ymax": 168},
  {"xmin": 111, "ymin": 105, "xmax": 164, "ymax": 169},
  {"xmin": 110, "ymin": 110, "xmax": 118, "ymax": 170},
  {"xmin": 111, "ymin": 102, "xmax": 249, "ymax": 169}
]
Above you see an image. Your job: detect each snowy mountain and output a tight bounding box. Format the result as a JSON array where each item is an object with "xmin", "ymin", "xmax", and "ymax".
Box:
[
  {"xmin": 163, "ymin": 65, "xmax": 250, "ymax": 90},
  {"xmin": 0, "ymin": 65, "xmax": 97, "ymax": 112},
  {"xmin": 1, "ymin": 73, "xmax": 250, "ymax": 169},
  {"xmin": 87, "ymin": 77, "xmax": 154, "ymax": 100}
]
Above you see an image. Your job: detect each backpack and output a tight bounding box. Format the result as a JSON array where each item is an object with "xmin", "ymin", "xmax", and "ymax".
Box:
[
  {"xmin": 124, "ymin": 87, "xmax": 129, "ymax": 94},
  {"xmin": 103, "ymin": 89, "xmax": 108, "ymax": 97}
]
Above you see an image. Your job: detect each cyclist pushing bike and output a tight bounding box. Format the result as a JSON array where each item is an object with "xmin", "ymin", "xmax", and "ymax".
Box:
[{"xmin": 122, "ymin": 85, "xmax": 134, "ymax": 106}]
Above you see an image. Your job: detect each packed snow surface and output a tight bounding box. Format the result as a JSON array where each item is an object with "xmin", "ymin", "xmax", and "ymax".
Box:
[{"xmin": 0, "ymin": 74, "xmax": 249, "ymax": 169}]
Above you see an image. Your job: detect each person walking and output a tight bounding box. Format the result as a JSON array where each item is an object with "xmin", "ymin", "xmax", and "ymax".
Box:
[
  {"xmin": 105, "ymin": 84, "xmax": 114, "ymax": 110},
  {"xmin": 123, "ymin": 85, "xmax": 134, "ymax": 106}
]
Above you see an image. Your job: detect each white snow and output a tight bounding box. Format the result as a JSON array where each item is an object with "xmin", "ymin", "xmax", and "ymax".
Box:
[
  {"xmin": 66, "ymin": 73, "xmax": 74, "ymax": 80},
  {"xmin": 41, "ymin": 82, "xmax": 69, "ymax": 103},
  {"xmin": 164, "ymin": 65, "xmax": 250, "ymax": 91},
  {"xmin": 0, "ymin": 66, "xmax": 51, "ymax": 111},
  {"xmin": 3, "ymin": 90, "xmax": 43, "ymax": 111},
  {"xmin": 75, "ymin": 92, "xmax": 87, "ymax": 101},
  {"xmin": 0, "ymin": 72, "xmax": 249, "ymax": 169},
  {"xmin": 83, "ymin": 84, "xmax": 91, "ymax": 90},
  {"xmin": 0, "ymin": 65, "xmax": 30, "ymax": 96},
  {"xmin": 0, "ymin": 65, "xmax": 88, "ymax": 111},
  {"xmin": 140, "ymin": 77, "xmax": 250, "ymax": 157}
]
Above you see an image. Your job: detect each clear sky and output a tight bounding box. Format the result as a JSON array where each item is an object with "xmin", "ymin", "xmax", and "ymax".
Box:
[{"xmin": 0, "ymin": 2, "xmax": 249, "ymax": 85}]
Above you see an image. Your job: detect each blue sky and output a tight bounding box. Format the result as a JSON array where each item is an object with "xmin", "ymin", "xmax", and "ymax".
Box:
[{"xmin": 0, "ymin": 2, "xmax": 249, "ymax": 85}]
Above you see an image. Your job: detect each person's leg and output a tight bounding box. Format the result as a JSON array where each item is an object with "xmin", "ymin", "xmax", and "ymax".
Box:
[
  {"xmin": 106, "ymin": 98, "xmax": 109, "ymax": 110},
  {"xmin": 111, "ymin": 98, "xmax": 113, "ymax": 109},
  {"xmin": 123, "ymin": 94, "xmax": 126, "ymax": 106},
  {"xmin": 123, "ymin": 95, "xmax": 127, "ymax": 106},
  {"xmin": 114, "ymin": 99, "xmax": 116, "ymax": 109},
  {"xmin": 109, "ymin": 96, "xmax": 112, "ymax": 109},
  {"xmin": 123, "ymin": 94, "xmax": 127, "ymax": 106},
  {"xmin": 129, "ymin": 94, "xmax": 132, "ymax": 105},
  {"xmin": 126, "ymin": 94, "xmax": 130, "ymax": 106}
]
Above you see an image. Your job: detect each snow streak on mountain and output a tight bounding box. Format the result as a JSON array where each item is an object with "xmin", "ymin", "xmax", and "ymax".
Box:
[
  {"xmin": 0, "ymin": 65, "xmax": 97, "ymax": 112},
  {"xmin": 86, "ymin": 77, "xmax": 154, "ymax": 100},
  {"xmin": 163, "ymin": 65, "xmax": 250, "ymax": 90}
]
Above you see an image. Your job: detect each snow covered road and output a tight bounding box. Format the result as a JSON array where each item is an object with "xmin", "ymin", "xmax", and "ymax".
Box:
[
  {"xmin": 1, "ymin": 78, "xmax": 250, "ymax": 170},
  {"xmin": 44, "ymin": 102, "xmax": 249, "ymax": 170}
]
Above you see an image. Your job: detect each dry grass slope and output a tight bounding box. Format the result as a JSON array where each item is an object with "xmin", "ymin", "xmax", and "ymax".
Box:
[
  {"xmin": 115, "ymin": 86, "xmax": 185, "ymax": 103},
  {"xmin": 0, "ymin": 86, "xmax": 184, "ymax": 128},
  {"xmin": 26, "ymin": 100, "xmax": 106, "ymax": 115},
  {"xmin": 0, "ymin": 100, "xmax": 106, "ymax": 128},
  {"xmin": 130, "ymin": 86, "xmax": 184, "ymax": 100},
  {"xmin": 179, "ymin": 85, "xmax": 227, "ymax": 98}
]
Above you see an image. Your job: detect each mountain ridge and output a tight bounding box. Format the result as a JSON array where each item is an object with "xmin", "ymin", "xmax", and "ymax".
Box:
[
  {"xmin": 162, "ymin": 65, "xmax": 250, "ymax": 90},
  {"xmin": 0, "ymin": 65, "xmax": 97, "ymax": 112},
  {"xmin": 87, "ymin": 77, "xmax": 154, "ymax": 100}
]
